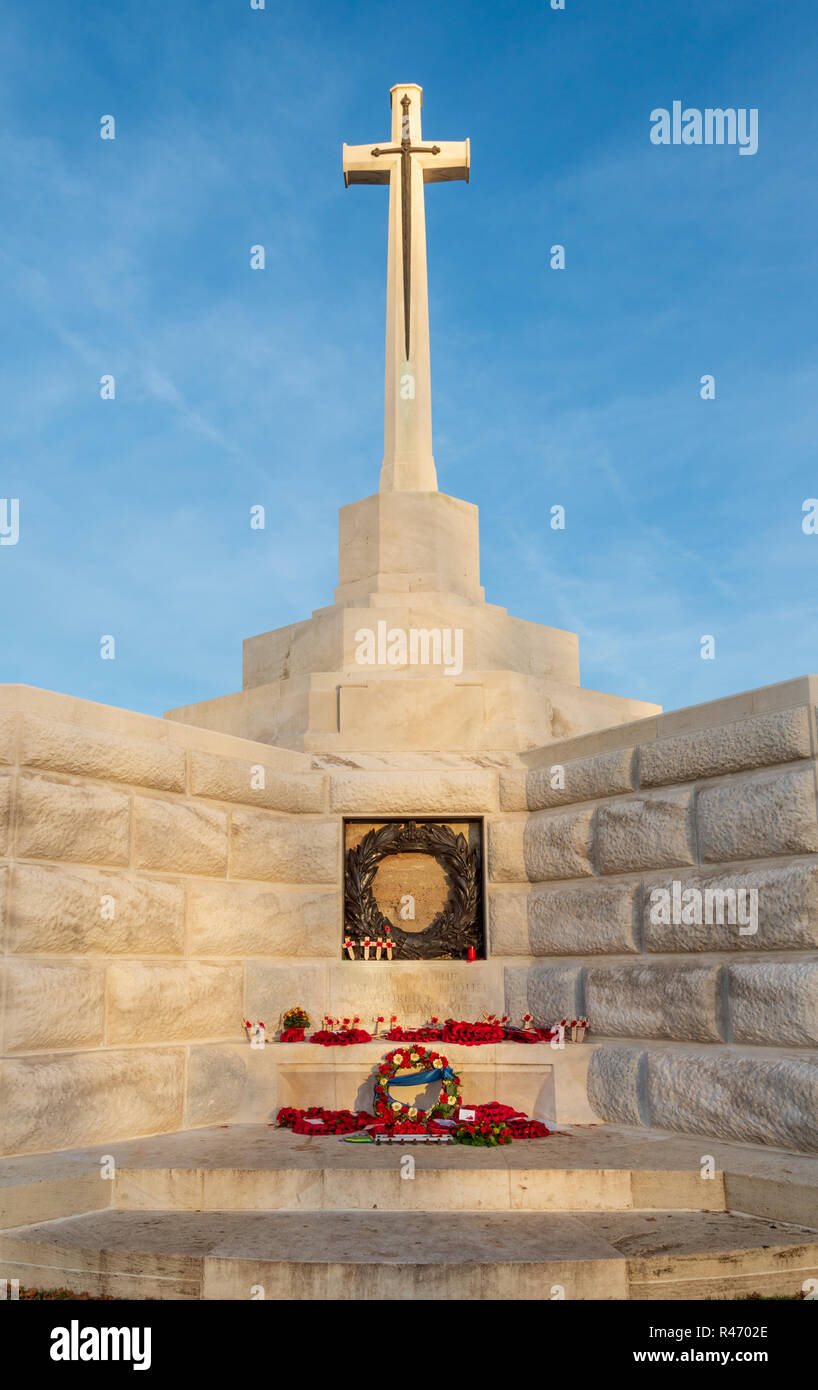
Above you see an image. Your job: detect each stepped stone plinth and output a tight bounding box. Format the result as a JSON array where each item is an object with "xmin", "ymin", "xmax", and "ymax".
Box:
[
  {"xmin": 165, "ymin": 483, "xmax": 659, "ymax": 752},
  {"xmin": 2, "ymin": 1124, "xmax": 816, "ymax": 1301}
]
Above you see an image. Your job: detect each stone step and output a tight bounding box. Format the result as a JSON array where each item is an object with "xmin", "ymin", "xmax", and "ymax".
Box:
[
  {"xmin": 4, "ymin": 1125, "xmax": 817, "ymax": 1229},
  {"xmin": 108, "ymin": 1160, "xmax": 714, "ymax": 1214},
  {"xmin": 1, "ymin": 1208, "xmax": 816, "ymax": 1301}
]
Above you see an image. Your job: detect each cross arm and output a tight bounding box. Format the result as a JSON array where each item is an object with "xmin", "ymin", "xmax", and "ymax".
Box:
[
  {"xmin": 342, "ymin": 142, "xmax": 392, "ymax": 187},
  {"xmin": 421, "ymin": 139, "xmax": 470, "ymax": 184}
]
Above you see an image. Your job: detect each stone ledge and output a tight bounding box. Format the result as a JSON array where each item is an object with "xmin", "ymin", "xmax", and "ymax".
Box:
[
  {"xmin": 20, "ymin": 715, "xmax": 186, "ymax": 793},
  {"xmin": 189, "ymin": 750, "xmax": 326, "ymax": 814},
  {"xmin": 639, "ymin": 707, "xmax": 813, "ymax": 788},
  {"xmin": 502, "ymin": 747, "xmax": 636, "ymax": 812},
  {"xmin": 0, "ymin": 714, "xmax": 16, "ymax": 766}
]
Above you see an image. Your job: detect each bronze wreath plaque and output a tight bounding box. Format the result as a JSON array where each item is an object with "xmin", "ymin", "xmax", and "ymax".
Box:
[{"xmin": 343, "ymin": 819, "xmax": 484, "ymax": 961}]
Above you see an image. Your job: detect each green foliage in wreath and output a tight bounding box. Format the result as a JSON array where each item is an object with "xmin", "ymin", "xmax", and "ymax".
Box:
[{"xmin": 450, "ymin": 1122, "xmax": 513, "ymax": 1147}]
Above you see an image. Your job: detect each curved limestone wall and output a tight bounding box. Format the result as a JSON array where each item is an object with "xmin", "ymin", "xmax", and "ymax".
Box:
[{"xmin": 1, "ymin": 677, "xmax": 816, "ymax": 1156}]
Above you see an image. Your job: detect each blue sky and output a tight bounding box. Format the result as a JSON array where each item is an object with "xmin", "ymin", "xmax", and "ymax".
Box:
[{"xmin": 2, "ymin": 0, "xmax": 817, "ymax": 720}]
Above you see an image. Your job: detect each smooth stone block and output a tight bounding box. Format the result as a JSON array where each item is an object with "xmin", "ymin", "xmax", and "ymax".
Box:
[
  {"xmin": 15, "ymin": 774, "xmax": 130, "ymax": 866},
  {"xmin": 584, "ymin": 962, "xmax": 724, "ymax": 1043},
  {"xmin": 595, "ymin": 788, "xmax": 695, "ymax": 875},
  {"xmin": 727, "ymin": 961, "xmax": 818, "ymax": 1046},
  {"xmin": 187, "ymin": 881, "xmax": 339, "ymax": 957},
  {"xmin": 328, "ymin": 769, "xmax": 497, "ymax": 814},
  {"xmin": 189, "ymin": 750, "xmax": 326, "ymax": 814},
  {"xmin": 244, "ymin": 962, "xmax": 329, "ymax": 1031},
  {"xmin": 107, "ymin": 962, "xmax": 243, "ymax": 1044},
  {"xmin": 20, "ymin": 714, "xmax": 186, "ymax": 792},
  {"xmin": 2, "ymin": 959, "xmax": 106, "ymax": 1051},
  {"xmin": 696, "ymin": 767, "xmax": 818, "ymax": 863},
  {"xmin": 327, "ymin": 960, "xmax": 504, "ymax": 1029},
  {"xmin": 8, "ymin": 863, "xmax": 185, "ymax": 955},
  {"xmin": 185, "ymin": 1044, "xmax": 264, "ymax": 1129},
  {"xmin": 0, "ymin": 1049, "xmax": 186, "ymax": 1156},
  {"xmin": 639, "ymin": 706, "xmax": 812, "ymax": 788},
  {"xmin": 230, "ymin": 812, "xmax": 339, "ymax": 883}
]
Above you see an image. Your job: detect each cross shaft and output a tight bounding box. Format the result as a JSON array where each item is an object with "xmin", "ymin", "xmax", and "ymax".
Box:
[{"xmin": 342, "ymin": 84, "xmax": 470, "ymax": 492}]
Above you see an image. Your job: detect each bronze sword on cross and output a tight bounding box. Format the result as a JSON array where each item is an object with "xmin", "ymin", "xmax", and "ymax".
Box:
[{"xmin": 370, "ymin": 95, "xmax": 442, "ymax": 360}]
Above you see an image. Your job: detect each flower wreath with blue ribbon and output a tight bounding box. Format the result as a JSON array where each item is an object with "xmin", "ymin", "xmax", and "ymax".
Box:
[{"xmin": 373, "ymin": 1045, "xmax": 461, "ymax": 1124}]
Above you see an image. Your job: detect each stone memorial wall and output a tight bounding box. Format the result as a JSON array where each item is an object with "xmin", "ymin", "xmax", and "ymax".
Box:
[{"xmin": 1, "ymin": 676, "xmax": 817, "ymax": 1156}]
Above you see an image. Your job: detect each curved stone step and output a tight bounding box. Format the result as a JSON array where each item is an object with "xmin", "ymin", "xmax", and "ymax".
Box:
[{"xmin": 1, "ymin": 1208, "xmax": 816, "ymax": 1301}]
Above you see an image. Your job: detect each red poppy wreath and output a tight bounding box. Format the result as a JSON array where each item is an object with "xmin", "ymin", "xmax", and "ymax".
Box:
[{"xmin": 373, "ymin": 1044, "xmax": 461, "ymax": 1126}]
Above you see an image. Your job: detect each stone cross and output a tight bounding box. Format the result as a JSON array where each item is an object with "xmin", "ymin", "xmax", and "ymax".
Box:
[{"xmin": 343, "ymin": 84, "xmax": 470, "ymax": 493}]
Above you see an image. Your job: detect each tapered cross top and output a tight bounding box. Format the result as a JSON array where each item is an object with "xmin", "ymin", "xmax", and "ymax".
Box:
[{"xmin": 343, "ymin": 84, "xmax": 469, "ymax": 492}]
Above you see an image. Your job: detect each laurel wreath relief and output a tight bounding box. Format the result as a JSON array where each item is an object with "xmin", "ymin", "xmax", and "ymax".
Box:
[{"xmin": 343, "ymin": 820, "xmax": 483, "ymax": 961}]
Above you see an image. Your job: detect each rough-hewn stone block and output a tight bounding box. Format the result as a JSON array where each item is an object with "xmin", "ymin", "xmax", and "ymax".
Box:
[
  {"xmin": 518, "ymin": 748, "xmax": 636, "ymax": 812},
  {"xmin": 584, "ymin": 962, "xmax": 724, "ymax": 1042},
  {"xmin": 643, "ymin": 861, "xmax": 818, "ymax": 953},
  {"xmin": 646, "ymin": 1050, "xmax": 818, "ymax": 1152},
  {"xmin": 0, "ymin": 865, "xmax": 7, "ymax": 951},
  {"xmin": 189, "ymin": 750, "xmax": 325, "ymax": 814},
  {"xmin": 504, "ymin": 963, "xmax": 581, "ymax": 1026},
  {"xmin": 2, "ymin": 960, "xmax": 105, "ymax": 1051},
  {"xmin": 586, "ymin": 1046, "xmax": 645, "ymax": 1126},
  {"xmin": 497, "ymin": 770, "xmax": 527, "ymax": 812},
  {"xmin": 728, "ymin": 962, "xmax": 818, "ymax": 1046},
  {"xmin": 595, "ymin": 789, "xmax": 694, "ymax": 875},
  {"xmin": 329, "ymin": 769, "xmax": 497, "ymax": 814},
  {"xmin": 0, "ymin": 1049, "xmax": 185, "ymax": 1156},
  {"xmin": 0, "ymin": 776, "xmax": 10, "ymax": 856},
  {"xmin": 244, "ymin": 963, "xmax": 329, "ymax": 1031},
  {"xmin": 639, "ymin": 706, "xmax": 812, "ymax": 789},
  {"xmin": 133, "ymin": 797, "xmax": 228, "ymax": 877},
  {"xmin": 20, "ymin": 715, "xmax": 186, "ymax": 792},
  {"xmin": 488, "ymin": 809, "xmax": 594, "ymax": 883},
  {"xmin": 187, "ymin": 881, "xmax": 339, "ymax": 956},
  {"xmin": 490, "ymin": 880, "xmax": 638, "ymax": 956},
  {"xmin": 107, "ymin": 962, "xmax": 243, "ymax": 1044},
  {"xmin": 230, "ymin": 812, "xmax": 338, "ymax": 883},
  {"xmin": 523, "ymin": 808, "xmax": 595, "ymax": 881},
  {"xmin": 15, "ymin": 775, "xmax": 130, "ymax": 866},
  {"xmin": 8, "ymin": 863, "xmax": 184, "ymax": 955},
  {"xmin": 697, "ymin": 767, "xmax": 818, "ymax": 864},
  {"xmin": 0, "ymin": 714, "xmax": 15, "ymax": 765}
]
